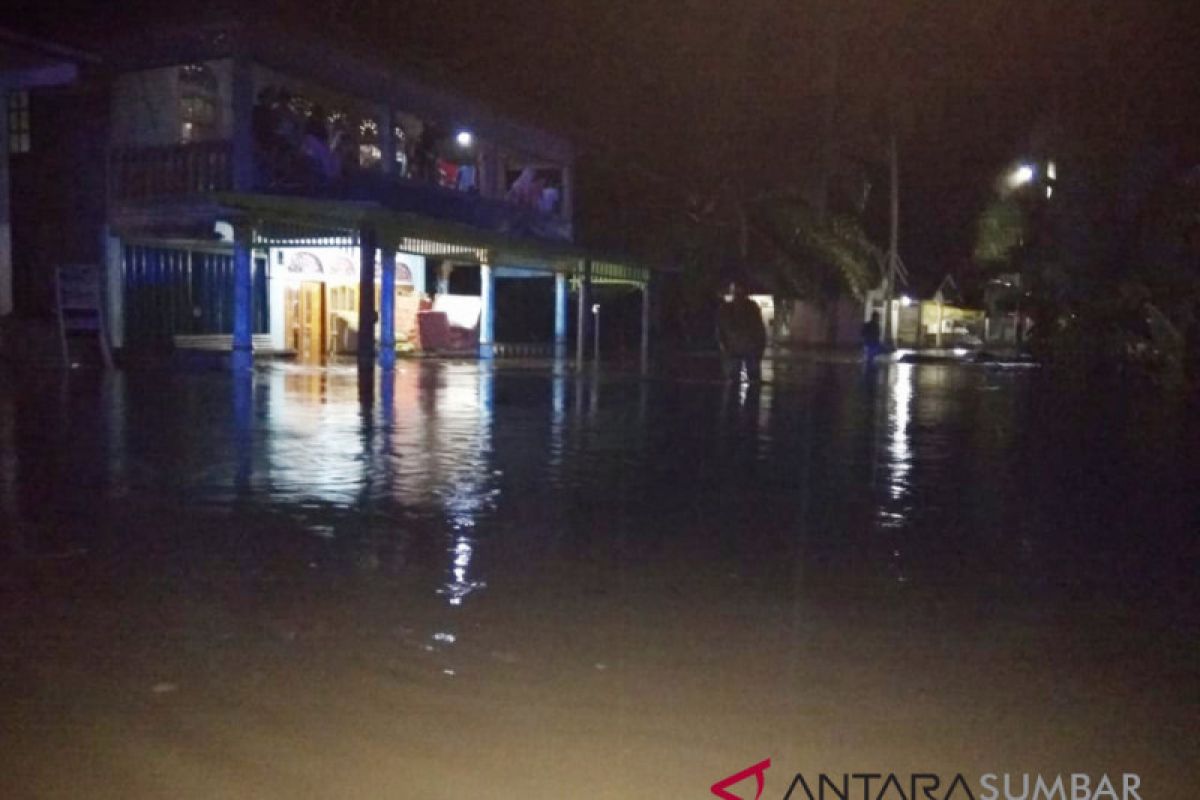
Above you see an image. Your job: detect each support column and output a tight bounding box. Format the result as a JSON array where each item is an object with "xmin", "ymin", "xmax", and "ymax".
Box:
[
  {"xmin": 358, "ymin": 226, "xmax": 377, "ymax": 366},
  {"xmin": 561, "ymin": 164, "xmax": 575, "ymax": 234},
  {"xmin": 378, "ymin": 106, "xmax": 395, "ymax": 175},
  {"xmin": 0, "ymin": 88, "xmax": 11, "ymax": 317},
  {"xmin": 231, "ymin": 222, "xmax": 254, "ymax": 371},
  {"xmin": 103, "ymin": 229, "xmax": 124, "ymax": 349},
  {"xmin": 379, "ymin": 244, "xmax": 396, "ymax": 368},
  {"xmin": 437, "ymin": 262, "xmax": 453, "ymax": 295},
  {"xmin": 640, "ymin": 278, "xmax": 651, "ymax": 374},
  {"xmin": 575, "ymin": 258, "xmax": 590, "ymax": 367},
  {"xmin": 553, "ymin": 271, "xmax": 568, "ymax": 358},
  {"xmin": 479, "ymin": 260, "xmax": 495, "ymax": 359}
]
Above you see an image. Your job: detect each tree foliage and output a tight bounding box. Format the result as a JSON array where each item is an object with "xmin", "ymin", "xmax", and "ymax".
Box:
[
  {"xmin": 750, "ymin": 197, "xmax": 882, "ymax": 300},
  {"xmin": 973, "ymin": 197, "xmax": 1027, "ymax": 268}
]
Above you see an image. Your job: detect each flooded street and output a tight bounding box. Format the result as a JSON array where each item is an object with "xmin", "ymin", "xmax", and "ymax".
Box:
[{"xmin": 1, "ymin": 360, "xmax": 1196, "ymax": 798}]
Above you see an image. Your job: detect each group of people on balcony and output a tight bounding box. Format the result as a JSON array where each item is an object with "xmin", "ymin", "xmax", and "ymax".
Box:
[
  {"xmin": 253, "ymin": 87, "xmax": 365, "ymax": 188},
  {"xmin": 252, "ymin": 87, "xmax": 479, "ymax": 195},
  {"xmin": 249, "ymin": 86, "xmax": 562, "ymax": 222},
  {"xmin": 506, "ymin": 167, "xmax": 562, "ymax": 216}
]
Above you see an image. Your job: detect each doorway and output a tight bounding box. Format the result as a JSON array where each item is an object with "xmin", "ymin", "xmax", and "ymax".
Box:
[{"xmin": 285, "ymin": 281, "xmax": 326, "ymax": 363}]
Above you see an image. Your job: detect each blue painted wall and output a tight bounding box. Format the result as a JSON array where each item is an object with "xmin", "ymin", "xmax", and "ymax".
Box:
[{"xmin": 123, "ymin": 245, "xmax": 268, "ymax": 347}]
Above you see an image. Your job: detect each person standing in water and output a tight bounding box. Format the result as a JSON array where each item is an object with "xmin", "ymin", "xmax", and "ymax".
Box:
[
  {"xmin": 862, "ymin": 311, "xmax": 883, "ymax": 363},
  {"xmin": 716, "ymin": 281, "xmax": 767, "ymax": 382}
]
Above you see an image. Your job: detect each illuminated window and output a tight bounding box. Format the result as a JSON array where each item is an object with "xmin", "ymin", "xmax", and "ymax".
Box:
[
  {"xmin": 8, "ymin": 91, "xmax": 31, "ymax": 154},
  {"xmin": 178, "ymin": 64, "xmax": 219, "ymax": 143},
  {"xmin": 358, "ymin": 117, "xmax": 381, "ymax": 169}
]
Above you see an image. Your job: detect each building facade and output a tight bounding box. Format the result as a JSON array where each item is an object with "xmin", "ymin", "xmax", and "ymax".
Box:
[{"xmin": 3, "ymin": 21, "xmax": 655, "ymax": 366}]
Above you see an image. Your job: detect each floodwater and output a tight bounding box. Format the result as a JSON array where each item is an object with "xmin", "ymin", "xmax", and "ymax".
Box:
[{"xmin": 0, "ymin": 359, "xmax": 1196, "ymax": 799}]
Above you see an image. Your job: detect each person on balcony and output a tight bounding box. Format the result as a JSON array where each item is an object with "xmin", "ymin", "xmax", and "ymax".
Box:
[
  {"xmin": 331, "ymin": 120, "xmax": 359, "ymax": 177},
  {"xmin": 537, "ymin": 172, "xmax": 561, "ymax": 215},
  {"xmin": 506, "ymin": 167, "xmax": 539, "ymax": 207},
  {"xmin": 301, "ymin": 104, "xmax": 339, "ymax": 182}
]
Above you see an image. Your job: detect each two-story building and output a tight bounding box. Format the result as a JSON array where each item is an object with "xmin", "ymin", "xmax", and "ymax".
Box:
[{"xmin": 3, "ymin": 20, "xmax": 656, "ymax": 367}]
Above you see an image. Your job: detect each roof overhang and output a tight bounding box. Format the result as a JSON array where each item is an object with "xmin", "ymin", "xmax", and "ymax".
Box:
[
  {"xmin": 0, "ymin": 26, "xmax": 95, "ymax": 90},
  {"xmin": 214, "ymin": 192, "xmax": 659, "ymax": 283}
]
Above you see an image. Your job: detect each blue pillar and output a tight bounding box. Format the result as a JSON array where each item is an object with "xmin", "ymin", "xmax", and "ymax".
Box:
[
  {"xmin": 575, "ymin": 259, "xmax": 590, "ymax": 368},
  {"xmin": 379, "ymin": 244, "xmax": 396, "ymax": 369},
  {"xmin": 231, "ymin": 223, "xmax": 253, "ymax": 371},
  {"xmin": 554, "ymin": 271, "xmax": 568, "ymax": 358},
  {"xmin": 479, "ymin": 260, "xmax": 495, "ymax": 359},
  {"xmin": 358, "ymin": 226, "xmax": 377, "ymax": 367}
]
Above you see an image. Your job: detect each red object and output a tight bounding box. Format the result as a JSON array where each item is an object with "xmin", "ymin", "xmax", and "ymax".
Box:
[
  {"xmin": 417, "ymin": 311, "xmax": 451, "ymax": 351},
  {"xmin": 711, "ymin": 760, "xmax": 771, "ymax": 800}
]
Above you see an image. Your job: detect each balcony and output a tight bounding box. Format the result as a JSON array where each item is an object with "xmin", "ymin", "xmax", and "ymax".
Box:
[
  {"xmin": 109, "ymin": 141, "xmax": 572, "ymax": 243},
  {"xmin": 110, "ymin": 141, "xmax": 233, "ymax": 203}
]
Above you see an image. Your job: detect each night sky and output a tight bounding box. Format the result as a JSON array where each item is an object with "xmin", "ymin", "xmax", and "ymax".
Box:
[{"xmin": 8, "ymin": 0, "xmax": 1200, "ymax": 286}]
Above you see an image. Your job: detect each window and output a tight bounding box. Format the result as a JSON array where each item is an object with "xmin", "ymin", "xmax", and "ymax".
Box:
[
  {"xmin": 7, "ymin": 91, "xmax": 31, "ymax": 154},
  {"xmin": 178, "ymin": 64, "xmax": 219, "ymax": 143}
]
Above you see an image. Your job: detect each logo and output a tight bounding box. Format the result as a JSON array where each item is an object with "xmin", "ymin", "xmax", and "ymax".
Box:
[
  {"xmin": 710, "ymin": 763, "xmax": 1144, "ymax": 800},
  {"xmin": 711, "ymin": 760, "xmax": 772, "ymax": 800}
]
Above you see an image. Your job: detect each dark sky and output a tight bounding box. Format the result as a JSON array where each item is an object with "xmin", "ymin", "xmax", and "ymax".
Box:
[{"xmin": 8, "ymin": 0, "xmax": 1200, "ymax": 282}]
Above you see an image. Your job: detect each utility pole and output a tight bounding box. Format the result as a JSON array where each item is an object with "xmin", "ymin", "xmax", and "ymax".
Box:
[{"xmin": 884, "ymin": 133, "xmax": 900, "ymax": 346}]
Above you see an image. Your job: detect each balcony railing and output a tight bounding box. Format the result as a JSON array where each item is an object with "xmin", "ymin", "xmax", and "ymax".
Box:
[
  {"xmin": 111, "ymin": 141, "xmax": 233, "ymax": 203},
  {"xmin": 110, "ymin": 141, "xmax": 572, "ymax": 242}
]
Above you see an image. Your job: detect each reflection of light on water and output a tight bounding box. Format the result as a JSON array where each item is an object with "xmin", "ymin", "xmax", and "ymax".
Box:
[
  {"xmin": 440, "ymin": 535, "xmax": 486, "ymax": 606},
  {"xmin": 264, "ymin": 367, "xmax": 369, "ymax": 507},
  {"xmin": 251, "ymin": 364, "xmax": 502, "ymax": 603},
  {"xmin": 431, "ymin": 370, "xmax": 496, "ymax": 607},
  {"xmin": 888, "ymin": 364, "xmax": 914, "ymax": 500},
  {"xmin": 875, "ymin": 363, "xmax": 915, "ymax": 582},
  {"xmin": 549, "ymin": 374, "xmax": 567, "ymax": 476}
]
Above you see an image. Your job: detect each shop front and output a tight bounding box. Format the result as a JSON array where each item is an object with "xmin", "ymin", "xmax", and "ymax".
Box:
[{"xmin": 267, "ymin": 245, "xmax": 426, "ymax": 362}]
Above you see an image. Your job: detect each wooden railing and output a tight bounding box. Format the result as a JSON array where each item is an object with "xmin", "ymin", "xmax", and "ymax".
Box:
[
  {"xmin": 110, "ymin": 141, "xmax": 233, "ymax": 203},
  {"xmin": 109, "ymin": 140, "xmax": 573, "ymax": 241}
]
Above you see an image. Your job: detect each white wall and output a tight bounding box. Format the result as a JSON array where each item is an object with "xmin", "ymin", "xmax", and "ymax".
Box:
[
  {"xmin": 265, "ymin": 245, "xmax": 427, "ymax": 350},
  {"xmin": 111, "ymin": 59, "xmax": 233, "ymax": 146}
]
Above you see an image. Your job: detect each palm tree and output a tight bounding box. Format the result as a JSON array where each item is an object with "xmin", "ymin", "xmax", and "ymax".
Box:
[{"xmin": 749, "ymin": 193, "xmax": 883, "ymax": 301}]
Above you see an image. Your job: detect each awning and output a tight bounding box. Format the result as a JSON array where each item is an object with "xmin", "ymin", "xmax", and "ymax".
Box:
[{"xmin": 215, "ymin": 192, "xmax": 660, "ymax": 284}]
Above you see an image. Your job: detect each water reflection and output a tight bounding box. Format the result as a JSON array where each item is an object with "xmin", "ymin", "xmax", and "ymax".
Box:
[
  {"xmin": 6, "ymin": 359, "xmax": 1189, "ymax": 616},
  {"xmin": 872, "ymin": 363, "xmax": 916, "ymax": 585},
  {"xmin": 886, "ymin": 363, "xmax": 914, "ymax": 503}
]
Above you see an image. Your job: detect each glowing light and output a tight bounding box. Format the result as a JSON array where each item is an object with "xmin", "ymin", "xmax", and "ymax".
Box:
[
  {"xmin": 1046, "ymin": 185, "xmax": 1053, "ymax": 199},
  {"xmin": 900, "ymin": 295, "xmax": 914, "ymax": 307},
  {"xmin": 1007, "ymin": 164, "xmax": 1035, "ymax": 189},
  {"xmin": 1047, "ymin": 161, "xmax": 1057, "ymax": 180},
  {"xmin": 455, "ymin": 130, "xmax": 473, "ymax": 147}
]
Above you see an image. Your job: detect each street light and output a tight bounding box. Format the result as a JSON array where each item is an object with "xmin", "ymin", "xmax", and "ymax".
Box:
[
  {"xmin": 455, "ymin": 130, "xmax": 473, "ymax": 148},
  {"xmin": 1006, "ymin": 164, "xmax": 1035, "ymax": 189}
]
